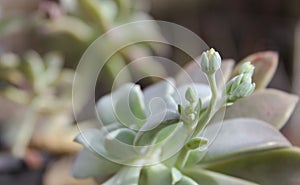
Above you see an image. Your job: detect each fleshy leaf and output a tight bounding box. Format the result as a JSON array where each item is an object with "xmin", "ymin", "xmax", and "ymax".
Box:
[
  {"xmin": 206, "ymin": 147, "xmax": 300, "ymax": 185},
  {"xmin": 175, "ymin": 175, "xmax": 198, "ymax": 185},
  {"xmin": 134, "ymin": 109, "xmax": 180, "ymax": 146},
  {"xmin": 103, "ymin": 167, "xmax": 141, "ymax": 185},
  {"xmin": 104, "ymin": 128, "xmax": 138, "ymax": 161},
  {"xmin": 172, "ymin": 167, "xmax": 183, "ymax": 184},
  {"xmin": 72, "ymin": 148, "xmax": 120, "ymax": 178},
  {"xmin": 96, "ymin": 83, "xmax": 145, "ymax": 126},
  {"xmin": 74, "ymin": 129, "xmax": 108, "ymax": 157},
  {"xmin": 138, "ymin": 164, "xmax": 172, "ymax": 185},
  {"xmin": 183, "ymin": 169, "xmax": 258, "ymax": 185},
  {"xmin": 115, "ymin": 84, "xmax": 146, "ymax": 129},
  {"xmin": 42, "ymin": 16, "xmax": 94, "ymax": 42},
  {"xmin": 201, "ymin": 118, "xmax": 291, "ymax": 163},
  {"xmin": 143, "ymin": 78, "xmax": 175, "ymax": 104},
  {"xmin": 231, "ymin": 51, "xmax": 278, "ymax": 89},
  {"xmin": 225, "ymin": 89, "xmax": 299, "ymax": 129}
]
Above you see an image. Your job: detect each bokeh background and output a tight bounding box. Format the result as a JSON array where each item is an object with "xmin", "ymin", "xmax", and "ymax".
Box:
[{"xmin": 0, "ymin": 0, "xmax": 300, "ymax": 184}]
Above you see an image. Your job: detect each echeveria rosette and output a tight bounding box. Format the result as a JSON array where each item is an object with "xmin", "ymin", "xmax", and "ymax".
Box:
[
  {"xmin": 0, "ymin": 51, "xmax": 78, "ymax": 156},
  {"xmin": 72, "ymin": 49, "xmax": 300, "ymax": 185}
]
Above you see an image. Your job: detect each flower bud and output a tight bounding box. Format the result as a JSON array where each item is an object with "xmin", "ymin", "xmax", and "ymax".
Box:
[
  {"xmin": 239, "ymin": 61, "xmax": 254, "ymax": 75},
  {"xmin": 185, "ymin": 87, "xmax": 198, "ymax": 103},
  {"xmin": 200, "ymin": 48, "xmax": 221, "ymax": 74},
  {"xmin": 226, "ymin": 62, "xmax": 256, "ymax": 103}
]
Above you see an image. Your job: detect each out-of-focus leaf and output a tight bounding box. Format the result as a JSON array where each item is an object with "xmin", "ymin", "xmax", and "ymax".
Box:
[
  {"xmin": 104, "ymin": 167, "xmax": 141, "ymax": 185},
  {"xmin": 77, "ymin": 0, "xmax": 112, "ymax": 31},
  {"xmin": 0, "ymin": 17, "xmax": 26, "ymax": 38},
  {"xmin": 74, "ymin": 129, "xmax": 108, "ymax": 157},
  {"xmin": 225, "ymin": 89, "xmax": 299, "ymax": 129},
  {"xmin": 201, "ymin": 118, "xmax": 291, "ymax": 163},
  {"xmin": 182, "ymin": 169, "xmax": 258, "ymax": 185},
  {"xmin": 44, "ymin": 157, "xmax": 98, "ymax": 185},
  {"xmin": 139, "ymin": 164, "xmax": 172, "ymax": 185},
  {"xmin": 42, "ymin": 15, "xmax": 94, "ymax": 42},
  {"xmin": 44, "ymin": 52, "xmax": 63, "ymax": 84},
  {"xmin": 205, "ymin": 147, "xmax": 300, "ymax": 185},
  {"xmin": 105, "ymin": 53, "xmax": 132, "ymax": 87},
  {"xmin": 217, "ymin": 59, "xmax": 235, "ymax": 87},
  {"xmin": 72, "ymin": 148, "xmax": 120, "ymax": 178},
  {"xmin": 231, "ymin": 51, "xmax": 278, "ymax": 89},
  {"xmin": 175, "ymin": 57, "xmax": 207, "ymax": 86}
]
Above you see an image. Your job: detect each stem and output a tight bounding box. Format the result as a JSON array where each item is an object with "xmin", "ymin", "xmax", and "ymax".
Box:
[
  {"xmin": 192, "ymin": 73, "xmax": 218, "ymax": 138},
  {"xmin": 12, "ymin": 100, "xmax": 37, "ymax": 158},
  {"xmin": 175, "ymin": 146, "xmax": 190, "ymax": 169}
]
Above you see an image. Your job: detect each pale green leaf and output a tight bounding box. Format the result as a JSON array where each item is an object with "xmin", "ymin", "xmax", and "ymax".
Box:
[
  {"xmin": 201, "ymin": 118, "xmax": 291, "ymax": 163},
  {"xmin": 206, "ymin": 147, "xmax": 300, "ymax": 185},
  {"xmin": 225, "ymin": 89, "xmax": 299, "ymax": 129},
  {"xmin": 183, "ymin": 169, "xmax": 258, "ymax": 185},
  {"xmin": 103, "ymin": 167, "xmax": 141, "ymax": 185},
  {"xmin": 175, "ymin": 175, "xmax": 198, "ymax": 185},
  {"xmin": 138, "ymin": 164, "xmax": 172, "ymax": 185},
  {"xmin": 72, "ymin": 148, "xmax": 120, "ymax": 178},
  {"xmin": 134, "ymin": 110, "xmax": 180, "ymax": 146}
]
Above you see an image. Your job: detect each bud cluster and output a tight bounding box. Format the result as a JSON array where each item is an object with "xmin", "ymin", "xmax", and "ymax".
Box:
[{"xmin": 226, "ymin": 62, "xmax": 256, "ymax": 104}]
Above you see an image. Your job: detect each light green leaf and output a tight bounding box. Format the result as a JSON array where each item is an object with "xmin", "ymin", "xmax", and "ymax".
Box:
[
  {"xmin": 185, "ymin": 149, "xmax": 207, "ymax": 167},
  {"xmin": 105, "ymin": 53, "xmax": 132, "ymax": 87},
  {"xmin": 138, "ymin": 164, "xmax": 172, "ymax": 185},
  {"xmin": 115, "ymin": 84, "xmax": 146, "ymax": 129},
  {"xmin": 72, "ymin": 148, "xmax": 120, "ymax": 178},
  {"xmin": 44, "ymin": 52, "xmax": 63, "ymax": 84},
  {"xmin": 201, "ymin": 118, "xmax": 291, "ymax": 163},
  {"xmin": 225, "ymin": 89, "xmax": 299, "ymax": 129},
  {"xmin": 143, "ymin": 78, "xmax": 175, "ymax": 104},
  {"xmin": 74, "ymin": 129, "xmax": 108, "ymax": 157},
  {"xmin": 42, "ymin": 15, "xmax": 94, "ymax": 42},
  {"xmin": 104, "ymin": 167, "xmax": 141, "ymax": 185},
  {"xmin": 175, "ymin": 176, "xmax": 199, "ymax": 185},
  {"xmin": 96, "ymin": 83, "xmax": 143, "ymax": 126},
  {"xmin": 183, "ymin": 169, "xmax": 258, "ymax": 185},
  {"xmin": 206, "ymin": 147, "xmax": 300, "ymax": 185},
  {"xmin": 134, "ymin": 110, "xmax": 180, "ymax": 146},
  {"xmin": 231, "ymin": 51, "xmax": 278, "ymax": 89},
  {"xmin": 104, "ymin": 128, "xmax": 138, "ymax": 161},
  {"xmin": 172, "ymin": 167, "xmax": 183, "ymax": 184}
]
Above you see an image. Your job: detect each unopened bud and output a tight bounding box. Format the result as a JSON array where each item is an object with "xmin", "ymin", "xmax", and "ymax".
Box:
[{"xmin": 200, "ymin": 48, "xmax": 221, "ymax": 74}]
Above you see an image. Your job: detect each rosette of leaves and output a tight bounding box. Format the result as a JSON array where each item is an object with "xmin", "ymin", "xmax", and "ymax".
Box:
[
  {"xmin": 72, "ymin": 49, "xmax": 300, "ymax": 185},
  {"xmin": 0, "ymin": 51, "xmax": 80, "ymax": 157},
  {"xmin": 34, "ymin": 0, "xmax": 167, "ymax": 88}
]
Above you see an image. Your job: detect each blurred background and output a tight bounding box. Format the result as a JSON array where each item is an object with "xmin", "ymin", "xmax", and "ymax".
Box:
[{"xmin": 0, "ymin": 0, "xmax": 300, "ymax": 184}]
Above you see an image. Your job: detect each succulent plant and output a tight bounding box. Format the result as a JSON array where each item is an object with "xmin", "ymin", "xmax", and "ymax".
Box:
[
  {"xmin": 72, "ymin": 48, "xmax": 300, "ymax": 185},
  {"xmin": 0, "ymin": 51, "xmax": 80, "ymax": 157},
  {"xmin": 34, "ymin": 0, "xmax": 168, "ymax": 88}
]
